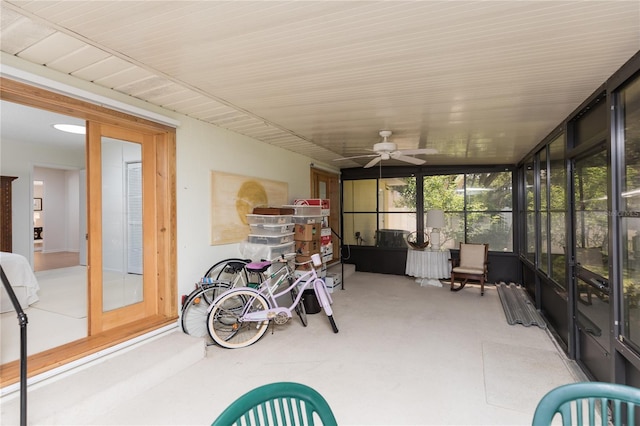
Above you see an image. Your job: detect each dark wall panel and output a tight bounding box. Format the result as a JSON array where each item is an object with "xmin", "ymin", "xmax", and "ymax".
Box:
[{"xmin": 343, "ymin": 246, "xmax": 521, "ymax": 283}]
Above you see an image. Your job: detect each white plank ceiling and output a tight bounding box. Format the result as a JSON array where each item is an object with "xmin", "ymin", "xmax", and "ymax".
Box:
[{"xmin": 1, "ymin": 1, "xmax": 639, "ymax": 168}]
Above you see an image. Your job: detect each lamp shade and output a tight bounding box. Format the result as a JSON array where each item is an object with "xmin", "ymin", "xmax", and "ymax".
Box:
[{"xmin": 426, "ymin": 209, "xmax": 445, "ymax": 229}]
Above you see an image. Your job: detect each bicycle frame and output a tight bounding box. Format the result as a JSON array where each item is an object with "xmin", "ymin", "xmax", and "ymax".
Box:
[{"xmin": 209, "ymin": 253, "xmax": 333, "ymax": 322}]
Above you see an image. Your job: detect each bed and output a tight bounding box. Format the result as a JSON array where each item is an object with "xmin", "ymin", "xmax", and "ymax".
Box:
[{"xmin": 0, "ymin": 252, "xmax": 40, "ymax": 313}]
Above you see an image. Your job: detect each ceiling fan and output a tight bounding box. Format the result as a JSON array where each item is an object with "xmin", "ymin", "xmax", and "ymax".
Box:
[{"xmin": 334, "ymin": 130, "xmax": 437, "ymax": 168}]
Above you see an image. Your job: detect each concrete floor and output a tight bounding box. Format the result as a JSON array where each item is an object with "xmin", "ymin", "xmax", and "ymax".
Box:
[{"xmin": 2, "ymin": 271, "xmax": 585, "ymax": 425}]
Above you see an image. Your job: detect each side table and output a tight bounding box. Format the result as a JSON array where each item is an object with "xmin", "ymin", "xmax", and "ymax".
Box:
[{"xmin": 405, "ymin": 248, "xmax": 451, "ymax": 287}]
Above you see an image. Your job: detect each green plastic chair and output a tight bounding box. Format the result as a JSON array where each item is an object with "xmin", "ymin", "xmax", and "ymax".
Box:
[
  {"xmin": 211, "ymin": 382, "xmax": 338, "ymax": 426},
  {"xmin": 532, "ymin": 382, "xmax": 640, "ymax": 426}
]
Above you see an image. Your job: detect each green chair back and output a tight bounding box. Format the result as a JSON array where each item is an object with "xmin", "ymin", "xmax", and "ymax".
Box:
[
  {"xmin": 212, "ymin": 382, "xmax": 338, "ymax": 426},
  {"xmin": 532, "ymin": 382, "xmax": 640, "ymax": 426}
]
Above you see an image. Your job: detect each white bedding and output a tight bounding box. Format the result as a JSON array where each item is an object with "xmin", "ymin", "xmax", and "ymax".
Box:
[{"xmin": 0, "ymin": 252, "xmax": 40, "ymax": 313}]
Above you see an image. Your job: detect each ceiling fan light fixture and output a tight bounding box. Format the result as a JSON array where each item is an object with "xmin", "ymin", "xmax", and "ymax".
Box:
[{"xmin": 333, "ymin": 129, "xmax": 437, "ymax": 168}]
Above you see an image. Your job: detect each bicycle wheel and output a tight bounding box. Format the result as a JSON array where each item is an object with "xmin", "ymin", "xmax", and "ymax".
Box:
[
  {"xmin": 207, "ymin": 289, "xmax": 270, "ymax": 349},
  {"xmin": 203, "ymin": 258, "xmax": 256, "ymax": 299},
  {"xmin": 181, "ymin": 282, "xmax": 232, "ymax": 337},
  {"xmin": 290, "ymin": 286, "xmax": 307, "ymax": 327}
]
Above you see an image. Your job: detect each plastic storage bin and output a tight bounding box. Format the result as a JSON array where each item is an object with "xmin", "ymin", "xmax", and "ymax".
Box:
[
  {"xmin": 249, "ymin": 223, "xmax": 295, "ymax": 235},
  {"xmin": 245, "ymin": 214, "xmax": 293, "ymax": 225},
  {"xmin": 291, "ymin": 215, "xmax": 324, "ymax": 224},
  {"xmin": 239, "ymin": 241, "xmax": 295, "ymax": 261},
  {"xmin": 247, "ymin": 232, "xmax": 295, "ymax": 245},
  {"xmin": 282, "ymin": 205, "xmax": 322, "ymax": 216}
]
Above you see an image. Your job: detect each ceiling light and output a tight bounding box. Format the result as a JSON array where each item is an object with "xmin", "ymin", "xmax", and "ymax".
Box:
[{"xmin": 53, "ymin": 124, "xmax": 86, "ymax": 134}]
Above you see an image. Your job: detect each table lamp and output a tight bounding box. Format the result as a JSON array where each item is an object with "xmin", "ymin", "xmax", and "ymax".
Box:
[{"xmin": 427, "ymin": 209, "xmax": 445, "ymax": 250}]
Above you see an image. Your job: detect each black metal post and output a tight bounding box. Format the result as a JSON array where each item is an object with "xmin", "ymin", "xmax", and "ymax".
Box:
[{"xmin": 0, "ymin": 265, "xmax": 28, "ymax": 426}]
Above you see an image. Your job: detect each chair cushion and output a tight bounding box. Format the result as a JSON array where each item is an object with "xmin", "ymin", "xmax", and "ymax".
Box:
[
  {"xmin": 452, "ymin": 266, "xmax": 484, "ymax": 274},
  {"xmin": 459, "ymin": 244, "xmax": 486, "ymax": 269}
]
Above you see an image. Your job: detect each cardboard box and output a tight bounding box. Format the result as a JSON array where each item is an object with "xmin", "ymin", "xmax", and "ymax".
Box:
[
  {"xmin": 324, "ymin": 273, "xmax": 342, "ymax": 293},
  {"xmin": 295, "ymin": 255, "xmax": 317, "ymax": 268},
  {"xmin": 321, "ymin": 242, "xmax": 333, "ymax": 256},
  {"xmin": 295, "ymin": 240, "xmax": 321, "ymax": 256},
  {"xmin": 252, "ymin": 207, "xmax": 295, "ymax": 215},
  {"xmin": 294, "ymin": 263, "xmax": 326, "ymax": 278},
  {"xmin": 320, "ymin": 227, "xmax": 332, "ymax": 245},
  {"xmin": 294, "ymin": 223, "xmax": 321, "ymax": 241}
]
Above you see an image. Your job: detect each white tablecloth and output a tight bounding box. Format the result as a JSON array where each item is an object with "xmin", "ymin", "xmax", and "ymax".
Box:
[
  {"xmin": 0, "ymin": 252, "xmax": 40, "ymax": 312},
  {"xmin": 405, "ymin": 249, "xmax": 451, "ymax": 287}
]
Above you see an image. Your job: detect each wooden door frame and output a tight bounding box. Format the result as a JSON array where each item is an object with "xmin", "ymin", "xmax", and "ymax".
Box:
[
  {"xmin": 310, "ymin": 167, "xmax": 340, "ymax": 262},
  {"xmin": 0, "ymin": 78, "xmax": 177, "ymax": 385}
]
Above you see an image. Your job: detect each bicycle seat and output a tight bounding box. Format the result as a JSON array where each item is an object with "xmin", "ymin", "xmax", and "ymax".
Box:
[{"xmin": 246, "ymin": 260, "xmax": 271, "ymax": 273}]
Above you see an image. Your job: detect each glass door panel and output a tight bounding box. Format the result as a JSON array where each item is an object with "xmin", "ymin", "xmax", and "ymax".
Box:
[
  {"xmin": 101, "ymin": 137, "xmax": 143, "ymax": 311},
  {"xmin": 88, "ymin": 123, "xmax": 156, "ymax": 334},
  {"xmin": 620, "ymin": 75, "xmax": 640, "ymax": 353},
  {"xmin": 573, "ymin": 147, "xmax": 611, "ymax": 381}
]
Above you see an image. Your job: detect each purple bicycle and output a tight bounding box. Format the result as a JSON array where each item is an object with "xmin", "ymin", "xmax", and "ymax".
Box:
[{"xmin": 206, "ymin": 253, "xmax": 338, "ymax": 349}]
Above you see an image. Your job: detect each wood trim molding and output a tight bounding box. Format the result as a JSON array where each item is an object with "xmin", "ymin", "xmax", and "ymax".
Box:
[
  {"xmin": 0, "ymin": 77, "xmax": 174, "ymax": 133},
  {"xmin": 0, "ymin": 78, "xmax": 178, "ymax": 386}
]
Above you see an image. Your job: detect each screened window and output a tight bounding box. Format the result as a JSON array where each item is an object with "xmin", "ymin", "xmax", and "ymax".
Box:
[
  {"xmin": 342, "ymin": 170, "xmax": 513, "ymax": 251},
  {"xmin": 463, "ymin": 172, "xmax": 513, "ymax": 251},
  {"xmin": 524, "ymin": 158, "xmax": 536, "ymax": 262},
  {"xmin": 540, "ymin": 148, "xmax": 548, "ymax": 274},
  {"xmin": 548, "ymin": 136, "xmax": 567, "ymax": 287},
  {"xmin": 574, "ymin": 150, "xmax": 609, "ymax": 278},
  {"xmin": 343, "ymin": 177, "xmax": 416, "ymax": 247},
  {"xmin": 619, "ymin": 75, "xmax": 640, "ymax": 352}
]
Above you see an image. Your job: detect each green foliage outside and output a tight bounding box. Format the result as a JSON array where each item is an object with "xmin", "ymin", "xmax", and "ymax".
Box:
[{"xmin": 394, "ymin": 172, "xmax": 513, "ymax": 250}]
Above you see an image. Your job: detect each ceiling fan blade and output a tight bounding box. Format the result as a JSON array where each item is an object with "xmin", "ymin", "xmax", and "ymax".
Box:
[
  {"xmin": 364, "ymin": 157, "xmax": 382, "ymax": 168},
  {"xmin": 333, "ymin": 154, "xmax": 378, "ymax": 161},
  {"xmin": 395, "ymin": 155, "xmax": 426, "ymax": 165},
  {"xmin": 397, "ymin": 148, "xmax": 438, "ymax": 155}
]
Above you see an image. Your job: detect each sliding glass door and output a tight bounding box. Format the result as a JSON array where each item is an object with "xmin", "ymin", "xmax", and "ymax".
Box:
[{"xmin": 87, "ymin": 123, "xmax": 159, "ymax": 334}]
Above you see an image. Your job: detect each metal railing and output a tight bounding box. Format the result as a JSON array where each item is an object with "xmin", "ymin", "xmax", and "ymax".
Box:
[{"xmin": 1, "ymin": 264, "xmax": 28, "ymax": 426}]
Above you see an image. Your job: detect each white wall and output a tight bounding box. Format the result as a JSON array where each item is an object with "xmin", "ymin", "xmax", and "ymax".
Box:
[
  {"xmin": 1, "ymin": 141, "xmax": 84, "ymax": 259},
  {"xmin": 1, "ymin": 55, "xmax": 322, "ymax": 298},
  {"xmin": 32, "ymin": 166, "xmax": 80, "ymax": 254},
  {"xmin": 175, "ymin": 117, "xmax": 312, "ymax": 294}
]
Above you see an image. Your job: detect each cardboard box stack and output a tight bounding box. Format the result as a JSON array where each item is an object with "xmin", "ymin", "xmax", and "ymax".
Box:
[
  {"xmin": 293, "ymin": 198, "xmax": 333, "ymax": 264},
  {"xmin": 293, "ymin": 199, "xmax": 342, "ymax": 292},
  {"xmin": 284, "ymin": 199, "xmax": 335, "ymax": 285},
  {"xmin": 240, "ymin": 207, "xmax": 295, "ymax": 261}
]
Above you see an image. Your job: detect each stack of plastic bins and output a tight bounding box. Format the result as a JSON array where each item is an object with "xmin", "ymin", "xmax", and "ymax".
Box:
[{"xmin": 243, "ymin": 214, "xmax": 294, "ymax": 261}]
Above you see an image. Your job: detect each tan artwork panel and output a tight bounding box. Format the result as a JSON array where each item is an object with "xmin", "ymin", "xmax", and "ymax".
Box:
[{"xmin": 210, "ymin": 171, "xmax": 289, "ymax": 245}]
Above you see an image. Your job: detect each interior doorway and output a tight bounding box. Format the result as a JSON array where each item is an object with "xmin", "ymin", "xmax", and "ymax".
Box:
[
  {"xmin": 32, "ymin": 167, "xmax": 83, "ymax": 272},
  {"xmin": 311, "ymin": 167, "xmax": 340, "ymax": 263}
]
